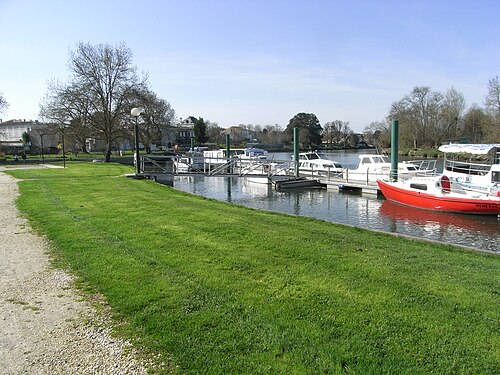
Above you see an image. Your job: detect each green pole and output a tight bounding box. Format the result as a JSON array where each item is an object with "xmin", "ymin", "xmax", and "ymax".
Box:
[
  {"xmin": 293, "ymin": 127, "xmax": 299, "ymax": 177},
  {"xmin": 226, "ymin": 134, "xmax": 231, "ymax": 173},
  {"xmin": 190, "ymin": 137, "xmax": 195, "ymax": 151},
  {"xmin": 390, "ymin": 120, "xmax": 399, "ymax": 181}
]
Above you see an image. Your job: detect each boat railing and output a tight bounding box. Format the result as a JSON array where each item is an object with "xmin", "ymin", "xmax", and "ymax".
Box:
[{"xmin": 443, "ymin": 159, "xmax": 491, "ymax": 176}]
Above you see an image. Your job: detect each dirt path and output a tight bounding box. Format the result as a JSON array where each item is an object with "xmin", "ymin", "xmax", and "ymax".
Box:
[{"xmin": 0, "ymin": 170, "xmax": 150, "ymax": 374}]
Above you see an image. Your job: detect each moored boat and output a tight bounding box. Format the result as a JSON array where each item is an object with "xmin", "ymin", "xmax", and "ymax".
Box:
[
  {"xmin": 344, "ymin": 154, "xmax": 436, "ymax": 183},
  {"xmin": 377, "ymin": 175, "xmax": 500, "ymax": 215},
  {"xmin": 295, "ymin": 151, "xmax": 342, "ymax": 177},
  {"xmin": 439, "ymin": 143, "xmax": 500, "ymax": 194}
]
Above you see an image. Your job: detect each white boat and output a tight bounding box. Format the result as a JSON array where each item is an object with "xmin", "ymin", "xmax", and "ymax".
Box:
[
  {"xmin": 377, "ymin": 174, "xmax": 500, "ymax": 215},
  {"xmin": 343, "ymin": 154, "xmax": 436, "ymax": 183},
  {"xmin": 203, "ymin": 148, "xmax": 246, "ymax": 165},
  {"xmin": 238, "ymin": 147, "xmax": 269, "ymax": 161},
  {"xmin": 438, "ymin": 143, "xmax": 500, "ymax": 194},
  {"xmin": 295, "ymin": 151, "xmax": 342, "ymax": 177}
]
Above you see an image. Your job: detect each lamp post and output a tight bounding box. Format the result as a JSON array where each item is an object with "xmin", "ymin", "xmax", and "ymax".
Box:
[
  {"xmin": 131, "ymin": 107, "xmax": 142, "ymax": 175},
  {"xmin": 59, "ymin": 124, "xmax": 67, "ymax": 168}
]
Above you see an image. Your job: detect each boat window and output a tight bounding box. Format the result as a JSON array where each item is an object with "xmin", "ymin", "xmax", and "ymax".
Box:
[
  {"xmin": 309, "ymin": 153, "xmax": 320, "ymax": 160},
  {"xmin": 492, "ymin": 171, "xmax": 500, "ymax": 183},
  {"xmin": 361, "ymin": 157, "xmax": 371, "ymax": 164},
  {"xmin": 410, "ymin": 183, "xmax": 427, "ymax": 191}
]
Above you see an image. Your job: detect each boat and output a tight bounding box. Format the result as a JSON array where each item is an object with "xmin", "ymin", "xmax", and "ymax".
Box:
[
  {"xmin": 238, "ymin": 147, "xmax": 269, "ymax": 161},
  {"xmin": 438, "ymin": 143, "xmax": 500, "ymax": 194},
  {"xmin": 343, "ymin": 154, "xmax": 436, "ymax": 183},
  {"xmin": 295, "ymin": 151, "xmax": 342, "ymax": 177},
  {"xmin": 203, "ymin": 148, "xmax": 246, "ymax": 165},
  {"xmin": 377, "ymin": 175, "xmax": 500, "ymax": 215}
]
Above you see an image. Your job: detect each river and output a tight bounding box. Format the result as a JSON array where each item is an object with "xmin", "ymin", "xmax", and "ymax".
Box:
[{"xmin": 171, "ymin": 149, "xmax": 499, "ymax": 253}]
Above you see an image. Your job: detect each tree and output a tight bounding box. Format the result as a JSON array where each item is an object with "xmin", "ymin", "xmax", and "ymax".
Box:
[
  {"xmin": 206, "ymin": 121, "xmax": 224, "ymax": 145},
  {"xmin": 127, "ymin": 87, "xmax": 176, "ymax": 153},
  {"xmin": 0, "ymin": 92, "xmax": 9, "ymax": 114},
  {"xmin": 484, "ymin": 76, "xmax": 500, "ymax": 140},
  {"xmin": 462, "ymin": 105, "xmax": 490, "ymax": 143},
  {"xmin": 323, "ymin": 120, "xmax": 351, "ymax": 146},
  {"xmin": 285, "ymin": 113, "xmax": 322, "ymax": 148},
  {"xmin": 40, "ymin": 42, "xmax": 151, "ymax": 162},
  {"xmin": 194, "ymin": 117, "xmax": 208, "ymax": 145},
  {"xmin": 363, "ymin": 120, "xmax": 391, "ymax": 148},
  {"xmin": 388, "ymin": 86, "xmax": 468, "ymax": 148}
]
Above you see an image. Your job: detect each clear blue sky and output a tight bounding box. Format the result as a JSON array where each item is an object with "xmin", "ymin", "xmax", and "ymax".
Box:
[{"xmin": 1, "ymin": 0, "xmax": 498, "ymax": 132}]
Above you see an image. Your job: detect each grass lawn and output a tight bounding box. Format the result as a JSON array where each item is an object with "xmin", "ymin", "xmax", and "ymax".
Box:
[{"xmin": 7, "ymin": 162, "xmax": 499, "ymax": 374}]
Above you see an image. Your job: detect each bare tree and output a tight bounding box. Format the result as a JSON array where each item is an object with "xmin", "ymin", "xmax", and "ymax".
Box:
[
  {"xmin": 127, "ymin": 87, "xmax": 176, "ymax": 153},
  {"xmin": 363, "ymin": 120, "xmax": 391, "ymax": 148},
  {"xmin": 0, "ymin": 92, "xmax": 9, "ymax": 114},
  {"xmin": 484, "ymin": 76, "xmax": 500, "ymax": 140},
  {"xmin": 41, "ymin": 42, "xmax": 150, "ymax": 162},
  {"xmin": 206, "ymin": 121, "xmax": 224, "ymax": 145}
]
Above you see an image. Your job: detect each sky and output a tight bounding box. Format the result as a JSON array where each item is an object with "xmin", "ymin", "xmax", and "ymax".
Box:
[{"xmin": 0, "ymin": 0, "xmax": 499, "ymax": 132}]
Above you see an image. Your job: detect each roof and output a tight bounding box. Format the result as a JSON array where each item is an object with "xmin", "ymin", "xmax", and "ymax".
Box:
[{"xmin": 438, "ymin": 144, "xmax": 500, "ymax": 155}]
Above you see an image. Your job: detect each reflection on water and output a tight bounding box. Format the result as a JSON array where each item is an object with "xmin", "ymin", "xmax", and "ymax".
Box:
[{"xmin": 172, "ymin": 175, "xmax": 499, "ymax": 253}]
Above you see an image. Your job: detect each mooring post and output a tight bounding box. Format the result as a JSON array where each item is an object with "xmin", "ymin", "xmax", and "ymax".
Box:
[
  {"xmin": 293, "ymin": 127, "xmax": 299, "ymax": 178},
  {"xmin": 390, "ymin": 119, "xmax": 399, "ymax": 181},
  {"xmin": 226, "ymin": 134, "xmax": 231, "ymax": 173}
]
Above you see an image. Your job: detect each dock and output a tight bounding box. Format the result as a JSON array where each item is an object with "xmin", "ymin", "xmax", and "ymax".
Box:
[{"xmin": 135, "ymin": 155, "xmax": 383, "ymax": 194}]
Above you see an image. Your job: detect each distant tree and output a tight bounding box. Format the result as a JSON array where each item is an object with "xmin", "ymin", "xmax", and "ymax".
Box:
[
  {"xmin": 194, "ymin": 117, "xmax": 208, "ymax": 144},
  {"xmin": 127, "ymin": 87, "xmax": 176, "ymax": 153},
  {"xmin": 258, "ymin": 124, "xmax": 284, "ymax": 145},
  {"xmin": 0, "ymin": 92, "xmax": 8, "ymax": 114},
  {"xmin": 285, "ymin": 113, "xmax": 322, "ymax": 148},
  {"xmin": 323, "ymin": 120, "xmax": 351, "ymax": 146},
  {"xmin": 206, "ymin": 121, "xmax": 224, "ymax": 145},
  {"xmin": 462, "ymin": 105, "xmax": 490, "ymax": 143},
  {"xmin": 40, "ymin": 42, "xmax": 152, "ymax": 162},
  {"xmin": 484, "ymin": 76, "xmax": 500, "ymax": 140},
  {"xmin": 388, "ymin": 86, "xmax": 468, "ymax": 148},
  {"xmin": 363, "ymin": 120, "xmax": 391, "ymax": 148},
  {"xmin": 432, "ymin": 87, "xmax": 465, "ymax": 145}
]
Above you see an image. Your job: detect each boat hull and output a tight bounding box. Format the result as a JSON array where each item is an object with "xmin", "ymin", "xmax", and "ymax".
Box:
[{"xmin": 377, "ymin": 180, "xmax": 500, "ymax": 215}]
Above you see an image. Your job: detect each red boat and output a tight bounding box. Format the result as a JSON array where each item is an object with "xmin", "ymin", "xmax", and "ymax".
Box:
[{"xmin": 377, "ymin": 175, "xmax": 500, "ymax": 215}]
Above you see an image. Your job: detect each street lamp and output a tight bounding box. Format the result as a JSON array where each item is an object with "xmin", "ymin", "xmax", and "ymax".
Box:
[
  {"xmin": 131, "ymin": 107, "xmax": 142, "ymax": 174},
  {"xmin": 59, "ymin": 124, "xmax": 68, "ymax": 168}
]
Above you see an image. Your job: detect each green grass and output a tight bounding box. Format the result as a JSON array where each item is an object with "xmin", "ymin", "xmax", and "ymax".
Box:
[{"xmin": 7, "ymin": 162, "xmax": 500, "ymax": 374}]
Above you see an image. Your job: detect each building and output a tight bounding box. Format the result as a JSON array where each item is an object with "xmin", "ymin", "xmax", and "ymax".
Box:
[
  {"xmin": 0, "ymin": 119, "xmax": 59, "ymax": 154},
  {"xmin": 161, "ymin": 116, "xmax": 197, "ymax": 148},
  {"xmin": 224, "ymin": 125, "xmax": 256, "ymax": 144}
]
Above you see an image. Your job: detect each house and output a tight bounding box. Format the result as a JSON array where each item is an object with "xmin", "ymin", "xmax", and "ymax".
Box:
[
  {"xmin": 224, "ymin": 125, "xmax": 256, "ymax": 144},
  {"xmin": 0, "ymin": 119, "xmax": 59, "ymax": 153},
  {"xmin": 161, "ymin": 116, "xmax": 197, "ymax": 148}
]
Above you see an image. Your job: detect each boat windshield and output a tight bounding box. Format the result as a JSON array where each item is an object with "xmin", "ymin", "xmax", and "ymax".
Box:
[{"xmin": 373, "ymin": 156, "xmax": 390, "ymax": 163}]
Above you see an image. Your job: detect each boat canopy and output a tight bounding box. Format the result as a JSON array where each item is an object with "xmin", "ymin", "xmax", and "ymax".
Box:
[{"xmin": 438, "ymin": 144, "xmax": 500, "ymax": 155}]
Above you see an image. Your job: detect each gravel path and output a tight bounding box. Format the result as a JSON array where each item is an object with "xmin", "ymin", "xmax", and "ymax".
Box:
[{"xmin": 0, "ymin": 170, "xmax": 150, "ymax": 374}]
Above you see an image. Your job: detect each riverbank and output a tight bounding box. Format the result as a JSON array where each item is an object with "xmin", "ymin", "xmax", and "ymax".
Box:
[{"xmin": 5, "ymin": 162, "xmax": 500, "ymax": 373}]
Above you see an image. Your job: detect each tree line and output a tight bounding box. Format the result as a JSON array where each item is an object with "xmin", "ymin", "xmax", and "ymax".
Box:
[
  {"xmin": 2, "ymin": 42, "xmax": 498, "ymax": 161},
  {"xmin": 364, "ymin": 81, "xmax": 500, "ymax": 148}
]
